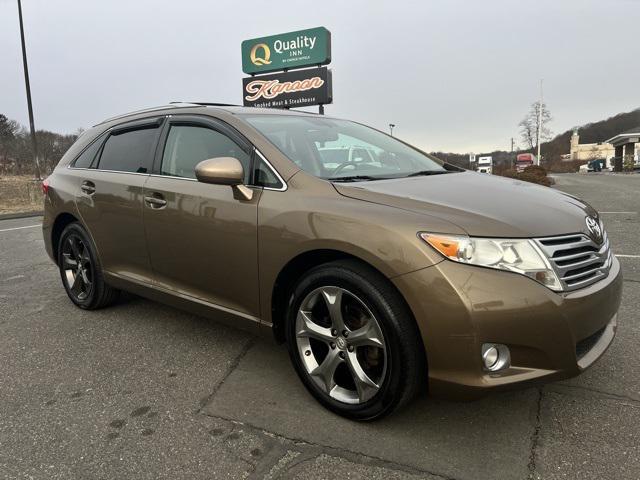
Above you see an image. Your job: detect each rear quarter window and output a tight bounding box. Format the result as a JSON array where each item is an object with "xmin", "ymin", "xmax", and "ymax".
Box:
[
  {"xmin": 72, "ymin": 136, "xmax": 104, "ymax": 168},
  {"xmin": 97, "ymin": 127, "xmax": 158, "ymax": 173}
]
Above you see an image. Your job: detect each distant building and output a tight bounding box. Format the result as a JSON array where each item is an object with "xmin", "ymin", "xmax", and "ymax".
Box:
[
  {"xmin": 605, "ymin": 126, "xmax": 640, "ymax": 170},
  {"xmin": 565, "ymin": 129, "xmax": 614, "ymax": 166}
]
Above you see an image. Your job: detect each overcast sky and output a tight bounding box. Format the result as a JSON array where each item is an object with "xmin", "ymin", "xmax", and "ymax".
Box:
[{"xmin": 1, "ymin": 0, "xmax": 639, "ymax": 153}]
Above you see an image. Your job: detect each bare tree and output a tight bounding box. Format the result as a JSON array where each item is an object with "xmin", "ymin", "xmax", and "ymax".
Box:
[
  {"xmin": 519, "ymin": 101, "xmax": 552, "ymax": 151},
  {"xmin": 0, "ymin": 115, "xmax": 20, "ymax": 169},
  {"xmin": 0, "ymin": 114, "xmax": 20, "ymax": 142},
  {"xmin": 0, "ymin": 114, "xmax": 81, "ymax": 175}
]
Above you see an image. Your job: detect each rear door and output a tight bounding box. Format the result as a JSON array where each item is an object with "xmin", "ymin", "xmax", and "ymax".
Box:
[
  {"xmin": 142, "ymin": 115, "xmax": 261, "ymax": 318},
  {"xmin": 75, "ymin": 117, "xmax": 163, "ymax": 283}
]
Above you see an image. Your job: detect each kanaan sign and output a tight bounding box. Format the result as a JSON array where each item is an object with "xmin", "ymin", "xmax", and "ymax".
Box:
[
  {"xmin": 242, "ymin": 67, "xmax": 332, "ymax": 108},
  {"xmin": 241, "ymin": 27, "xmax": 331, "ymax": 75}
]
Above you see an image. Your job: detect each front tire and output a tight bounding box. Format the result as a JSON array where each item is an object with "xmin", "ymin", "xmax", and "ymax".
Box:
[
  {"xmin": 57, "ymin": 222, "xmax": 119, "ymax": 309},
  {"xmin": 285, "ymin": 260, "xmax": 426, "ymax": 420}
]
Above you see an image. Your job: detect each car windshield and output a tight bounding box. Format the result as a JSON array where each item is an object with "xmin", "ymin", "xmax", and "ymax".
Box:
[{"xmin": 240, "ymin": 114, "xmax": 447, "ymax": 181}]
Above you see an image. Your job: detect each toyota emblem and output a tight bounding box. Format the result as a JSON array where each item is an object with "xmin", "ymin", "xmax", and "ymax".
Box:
[{"xmin": 585, "ymin": 216, "xmax": 603, "ymax": 242}]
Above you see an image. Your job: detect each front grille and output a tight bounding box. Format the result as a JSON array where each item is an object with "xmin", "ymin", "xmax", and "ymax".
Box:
[
  {"xmin": 535, "ymin": 228, "xmax": 612, "ymax": 292},
  {"xmin": 575, "ymin": 327, "xmax": 606, "ymax": 360}
]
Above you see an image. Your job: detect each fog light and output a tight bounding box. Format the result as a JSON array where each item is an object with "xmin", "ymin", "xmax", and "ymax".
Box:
[
  {"xmin": 481, "ymin": 343, "xmax": 511, "ymax": 372},
  {"xmin": 483, "ymin": 346, "xmax": 499, "ymax": 369}
]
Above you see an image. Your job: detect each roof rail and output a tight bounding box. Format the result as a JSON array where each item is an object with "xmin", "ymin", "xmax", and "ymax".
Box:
[
  {"xmin": 169, "ymin": 101, "xmax": 241, "ymax": 107},
  {"xmin": 95, "ymin": 105, "xmax": 181, "ymax": 126}
]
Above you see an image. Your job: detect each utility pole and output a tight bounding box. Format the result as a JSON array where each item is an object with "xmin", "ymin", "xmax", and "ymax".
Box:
[
  {"xmin": 17, "ymin": 0, "xmax": 40, "ymax": 180},
  {"xmin": 389, "ymin": 123, "xmax": 396, "ymax": 137},
  {"xmin": 536, "ymin": 79, "xmax": 543, "ymax": 167},
  {"xmin": 510, "ymin": 137, "xmax": 514, "ymax": 153}
]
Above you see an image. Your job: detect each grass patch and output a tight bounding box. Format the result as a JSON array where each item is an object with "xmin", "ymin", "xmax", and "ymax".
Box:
[{"xmin": 0, "ymin": 175, "xmax": 43, "ymax": 215}]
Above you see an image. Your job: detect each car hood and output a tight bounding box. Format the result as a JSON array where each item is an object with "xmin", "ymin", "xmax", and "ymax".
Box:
[{"xmin": 333, "ymin": 171, "xmax": 598, "ymax": 238}]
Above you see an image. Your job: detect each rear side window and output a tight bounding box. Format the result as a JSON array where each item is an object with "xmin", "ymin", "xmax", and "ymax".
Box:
[
  {"xmin": 73, "ymin": 137, "xmax": 103, "ymax": 168},
  {"xmin": 97, "ymin": 127, "xmax": 158, "ymax": 173},
  {"xmin": 161, "ymin": 125, "xmax": 251, "ymax": 181}
]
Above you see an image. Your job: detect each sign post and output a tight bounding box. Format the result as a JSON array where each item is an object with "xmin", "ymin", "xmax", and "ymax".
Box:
[{"xmin": 241, "ymin": 27, "xmax": 332, "ymax": 114}]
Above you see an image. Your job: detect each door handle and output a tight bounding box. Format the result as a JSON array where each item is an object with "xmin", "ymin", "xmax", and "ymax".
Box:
[
  {"xmin": 80, "ymin": 181, "xmax": 95, "ymax": 195},
  {"xmin": 144, "ymin": 194, "xmax": 167, "ymax": 208}
]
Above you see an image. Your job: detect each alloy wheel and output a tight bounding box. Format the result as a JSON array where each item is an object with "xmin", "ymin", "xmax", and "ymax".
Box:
[
  {"xmin": 295, "ymin": 286, "xmax": 387, "ymax": 404},
  {"xmin": 61, "ymin": 234, "xmax": 93, "ymax": 301}
]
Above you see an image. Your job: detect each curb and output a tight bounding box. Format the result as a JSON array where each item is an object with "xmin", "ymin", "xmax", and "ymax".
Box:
[{"xmin": 0, "ymin": 211, "xmax": 44, "ymax": 221}]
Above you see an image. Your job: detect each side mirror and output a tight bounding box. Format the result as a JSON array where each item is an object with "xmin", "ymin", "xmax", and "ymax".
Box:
[
  {"xmin": 195, "ymin": 157, "xmax": 244, "ymax": 185},
  {"xmin": 194, "ymin": 157, "xmax": 253, "ymax": 200}
]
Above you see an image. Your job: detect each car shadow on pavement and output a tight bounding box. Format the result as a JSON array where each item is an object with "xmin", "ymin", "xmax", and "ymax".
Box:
[{"xmin": 201, "ymin": 338, "xmax": 539, "ymax": 480}]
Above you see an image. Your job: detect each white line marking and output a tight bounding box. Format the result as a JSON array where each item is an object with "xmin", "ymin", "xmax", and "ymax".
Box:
[
  {"xmin": 616, "ymin": 254, "xmax": 640, "ymax": 258},
  {"xmin": 599, "ymin": 211, "xmax": 637, "ymax": 214},
  {"xmin": 0, "ymin": 224, "xmax": 41, "ymax": 233}
]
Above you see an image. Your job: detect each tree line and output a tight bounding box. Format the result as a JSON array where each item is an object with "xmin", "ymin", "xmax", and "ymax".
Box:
[
  {"xmin": 0, "ymin": 114, "xmax": 80, "ymax": 176},
  {"xmin": 2, "ymin": 106, "xmax": 638, "ymax": 178},
  {"xmin": 433, "ymin": 106, "xmax": 639, "ymax": 171}
]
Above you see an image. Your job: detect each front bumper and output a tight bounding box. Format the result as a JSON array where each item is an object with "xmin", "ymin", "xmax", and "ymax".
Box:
[{"xmin": 393, "ymin": 255, "xmax": 623, "ymax": 400}]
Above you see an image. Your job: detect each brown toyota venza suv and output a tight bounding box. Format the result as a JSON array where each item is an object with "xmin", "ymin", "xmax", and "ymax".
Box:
[{"xmin": 42, "ymin": 103, "xmax": 622, "ymax": 420}]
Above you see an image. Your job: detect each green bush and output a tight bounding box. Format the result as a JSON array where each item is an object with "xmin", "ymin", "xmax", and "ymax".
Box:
[
  {"xmin": 518, "ymin": 172, "xmax": 553, "ymax": 186},
  {"xmin": 523, "ymin": 165, "xmax": 548, "ymax": 178},
  {"xmin": 500, "ymin": 168, "xmax": 553, "ymax": 187},
  {"xmin": 623, "ymin": 157, "xmax": 635, "ymax": 172}
]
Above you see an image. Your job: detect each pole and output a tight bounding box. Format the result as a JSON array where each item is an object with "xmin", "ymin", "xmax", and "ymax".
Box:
[
  {"xmin": 17, "ymin": 0, "xmax": 40, "ymax": 180},
  {"xmin": 536, "ymin": 79, "xmax": 543, "ymax": 167},
  {"xmin": 389, "ymin": 123, "xmax": 395, "ymax": 137}
]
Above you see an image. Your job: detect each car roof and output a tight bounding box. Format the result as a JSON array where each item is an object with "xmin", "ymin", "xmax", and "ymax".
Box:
[{"xmin": 94, "ymin": 103, "xmax": 325, "ymax": 127}]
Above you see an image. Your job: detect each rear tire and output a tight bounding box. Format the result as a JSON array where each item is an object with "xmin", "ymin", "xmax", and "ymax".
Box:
[
  {"xmin": 285, "ymin": 259, "xmax": 426, "ymax": 420},
  {"xmin": 57, "ymin": 222, "xmax": 119, "ymax": 310}
]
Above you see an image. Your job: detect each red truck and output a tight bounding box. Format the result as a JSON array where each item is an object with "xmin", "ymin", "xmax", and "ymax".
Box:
[{"xmin": 516, "ymin": 153, "xmax": 535, "ymax": 172}]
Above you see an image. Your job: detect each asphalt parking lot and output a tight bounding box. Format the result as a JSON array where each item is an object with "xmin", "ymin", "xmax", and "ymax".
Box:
[{"xmin": 0, "ymin": 173, "xmax": 638, "ymax": 480}]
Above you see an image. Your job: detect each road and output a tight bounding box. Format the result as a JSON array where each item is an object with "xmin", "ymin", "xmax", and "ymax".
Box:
[{"xmin": 0, "ymin": 173, "xmax": 638, "ymax": 479}]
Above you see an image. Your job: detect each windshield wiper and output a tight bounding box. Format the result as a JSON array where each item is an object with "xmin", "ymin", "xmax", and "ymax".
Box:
[
  {"xmin": 406, "ymin": 170, "xmax": 453, "ymax": 177},
  {"xmin": 328, "ymin": 175, "xmax": 387, "ymax": 182}
]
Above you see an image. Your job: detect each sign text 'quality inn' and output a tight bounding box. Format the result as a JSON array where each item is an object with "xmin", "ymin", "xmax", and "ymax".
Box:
[{"xmin": 241, "ymin": 27, "xmax": 331, "ymax": 75}]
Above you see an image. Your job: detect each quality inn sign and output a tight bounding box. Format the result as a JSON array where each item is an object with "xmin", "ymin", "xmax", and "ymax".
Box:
[{"xmin": 241, "ymin": 27, "xmax": 331, "ymax": 75}]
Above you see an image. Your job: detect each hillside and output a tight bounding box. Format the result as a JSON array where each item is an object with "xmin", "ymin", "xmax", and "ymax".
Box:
[
  {"xmin": 432, "ymin": 107, "xmax": 640, "ymax": 170},
  {"xmin": 541, "ymin": 107, "xmax": 640, "ymax": 163}
]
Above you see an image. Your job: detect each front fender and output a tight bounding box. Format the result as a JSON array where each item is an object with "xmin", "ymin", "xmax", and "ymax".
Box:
[{"xmin": 256, "ymin": 173, "xmax": 463, "ymax": 324}]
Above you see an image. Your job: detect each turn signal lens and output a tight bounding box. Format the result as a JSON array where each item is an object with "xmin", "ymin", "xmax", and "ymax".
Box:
[{"xmin": 419, "ymin": 233, "xmax": 473, "ymax": 261}]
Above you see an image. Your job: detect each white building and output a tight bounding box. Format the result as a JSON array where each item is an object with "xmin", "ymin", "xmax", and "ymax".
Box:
[
  {"xmin": 567, "ymin": 129, "xmax": 615, "ymax": 167},
  {"xmin": 606, "ymin": 127, "xmax": 640, "ymax": 171}
]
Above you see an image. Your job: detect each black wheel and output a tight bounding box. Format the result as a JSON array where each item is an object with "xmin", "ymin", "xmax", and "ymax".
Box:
[
  {"xmin": 57, "ymin": 222, "xmax": 119, "ymax": 309},
  {"xmin": 285, "ymin": 259, "xmax": 426, "ymax": 421}
]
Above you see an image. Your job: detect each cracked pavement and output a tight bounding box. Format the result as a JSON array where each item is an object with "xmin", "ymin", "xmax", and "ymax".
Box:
[{"xmin": 0, "ymin": 173, "xmax": 638, "ymax": 479}]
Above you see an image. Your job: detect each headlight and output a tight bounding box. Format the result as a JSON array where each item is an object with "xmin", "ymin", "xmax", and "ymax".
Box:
[{"xmin": 419, "ymin": 233, "xmax": 562, "ymax": 291}]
